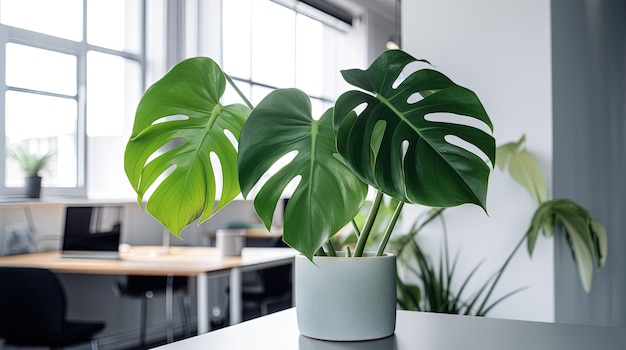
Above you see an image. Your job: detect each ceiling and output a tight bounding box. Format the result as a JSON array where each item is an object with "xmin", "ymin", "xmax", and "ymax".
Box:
[{"xmin": 358, "ymin": 0, "xmax": 397, "ymax": 21}]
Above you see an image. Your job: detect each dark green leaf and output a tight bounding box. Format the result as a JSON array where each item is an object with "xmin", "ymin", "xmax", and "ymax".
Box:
[
  {"xmin": 335, "ymin": 50, "xmax": 495, "ymax": 210},
  {"xmin": 237, "ymin": 89, "xmax": 368, "ymax": 259}
]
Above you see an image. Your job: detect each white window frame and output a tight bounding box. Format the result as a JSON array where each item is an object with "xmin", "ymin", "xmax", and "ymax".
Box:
[{"xmin": 0, "ymin": 0, "xmax": 146, "ymax": 198}]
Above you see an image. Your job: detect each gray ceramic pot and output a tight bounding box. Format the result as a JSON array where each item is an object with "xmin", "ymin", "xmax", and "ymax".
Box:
[{"xmin": 295, "ymin": 253, "xmax": 396, "ymax": 341}]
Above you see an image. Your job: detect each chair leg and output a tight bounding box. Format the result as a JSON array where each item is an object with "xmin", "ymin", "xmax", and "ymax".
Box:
[
  {"xmin": 260, "ymin": 300, "xmax": 269, "ymax": 316},
  {"xmin": 139, "ymin": 297, "xmax": 148, "ymax": 347},
  {"xmin": 178, "ymin": 293, "xmax": 192, "ymax": 337}
]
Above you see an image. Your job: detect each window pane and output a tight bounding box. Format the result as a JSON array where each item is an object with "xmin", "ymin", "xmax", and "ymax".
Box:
[
  {"xmin": 223, "ymin": 0, "xmax": 251, "ymax": 80},
  {"xmin": 5, "ymin": 91, "xmax": 77, "ymax": 187},
  {"xmin": 251, "ymin": 1, "xmax": 295, "ymax": 88},
  {"xmin": 222, "ymin": 80, "xmax": 251, "ymax": 107},
  {"xmin": 251, "ymin": 85, "xmax": 273, "ymax": 107},
  {"xmin": 87, "ymin": 0, "xmax": 142, "ymax": 53},
  {"xmin": 310, "ymin": 98, "xmax": 325, "ymax": 120},
  {"xmin": 6, "ymin": 43, "xmax": 77, "ymax": 96},
  {"xmin": 87, "ymin": 51, "xmax": 141, "ymax": 137},
  {"xmin": 296, "ymin": 14, "xmax": 324, "ymax": 97},
  {"xmin": 0, "ymin": 0, "xmax": 83, "ymax": 41}
]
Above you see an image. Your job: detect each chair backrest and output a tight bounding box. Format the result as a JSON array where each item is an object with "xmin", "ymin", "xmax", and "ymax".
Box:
[
  {"xmin": 0, "ymin": 267, "xmax": 66, "ymax": 341},
  {"xmin": 259, "ymin": 237, "xmax": 292, "ymax": 296},
  {"xmin": 259, "ymin": 264, "xmax": 292, "ymax": 296}
]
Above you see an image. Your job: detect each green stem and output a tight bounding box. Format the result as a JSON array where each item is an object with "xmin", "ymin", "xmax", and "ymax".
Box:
[
  {"xmin": 326, "ymin": 240, "xmax": 337, "ymax": 257},
  {"xmin": 351, "ymin": 219, "xmax": 362, "ymax": 238},
  {"xmin": 315, "ymin": 247, "xmax": 327, "ymax": 256},
  {"xmin": 354, "ymin": 191, "xmax": 384, "ymax": 257},
  {"xmin": 224, "ymin": 73, "xmax": 253, "ymax": 109},
  {"xmin": 475, "ymin": 232, "xmax": 528, "ymax": 315},
  {"xmin": 376, "ymin": 202, "xmax": 404, "ymax": 256},
  {"xmin": 346, "ymin": 246, "xmax": 352, "ymax": 257},
  {"xmin": 396, "ymin": 208, "xmax": 445, "ymax": 258}
]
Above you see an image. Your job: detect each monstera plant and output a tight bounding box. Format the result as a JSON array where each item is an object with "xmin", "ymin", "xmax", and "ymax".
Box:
[{"xmin": 124, "ymin": 49, "xmax": 495, "ymax": 260}]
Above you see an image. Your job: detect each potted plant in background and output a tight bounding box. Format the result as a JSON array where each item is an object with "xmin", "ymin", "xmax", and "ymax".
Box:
[
  {"xmin": 124, "ymin": 49, "xmax": 495, "ymax": 340},
  {"xmin": 393, "ymin": 135, "xmax": 607, "ymax": 315},
  {"xmin": 9, "ymin": 146, "xmax": 54, "ymax": 198}
]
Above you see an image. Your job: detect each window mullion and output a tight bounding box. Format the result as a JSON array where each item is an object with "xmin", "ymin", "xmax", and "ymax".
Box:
[{"xmin": 0, "ymin": 26, "xmax": 7, "ymax": 196}]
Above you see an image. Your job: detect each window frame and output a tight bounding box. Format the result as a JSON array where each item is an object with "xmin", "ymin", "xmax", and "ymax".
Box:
[
  {"xmin": 0, "ymin": 0, "xmax": 146, "ymax": 198},
  {"xmin": 220, "ymin": 0, "xmax": 365, "ymax": 114}
]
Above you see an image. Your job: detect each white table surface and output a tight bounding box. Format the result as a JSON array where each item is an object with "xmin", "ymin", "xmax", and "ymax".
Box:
[{"xmin": 153, "ymin": 308, "xmax": 626, "ymax": 350}]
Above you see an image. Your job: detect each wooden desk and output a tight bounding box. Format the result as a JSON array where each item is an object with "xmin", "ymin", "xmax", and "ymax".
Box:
[
  {"xmin": 0, "ymin": 246, "xmax": 296, "ymax": 335},
  {"xmin": 152, "ymin": 308, "xmax": 626, "ymax": 349}
]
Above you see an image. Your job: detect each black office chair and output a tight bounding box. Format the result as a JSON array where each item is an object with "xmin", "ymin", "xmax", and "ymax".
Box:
[
  {"xmin": 0, "ymin": 267, "xmax": 106, "ymax": 350},
  {"xmin": 239, "ymin": 236, "xmax": 293, "ymax": 317},
  {"xmin": 114, "ymin": 275, "xmax": 191, "ymax": 347},
  {"xmin": 241, "ymin": 264, "xmax": 292, "ymax": 316}
]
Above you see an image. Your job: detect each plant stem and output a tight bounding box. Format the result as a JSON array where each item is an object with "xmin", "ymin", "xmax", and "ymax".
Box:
[
  {"xmin": 351, "ymin": 219, "xmax": 362, "ymax": 238},
  {"xmin": 326, "ymin": 240, "xmax": 337, "ymax": 257},
  {"xmin": 475, "ymin": 232, "xmax": 528, "ymax": 315},
  {"xmin": 376, "ymin": 201, "xmax": 404, "ymax": 256},
  {"xmin": 353, "ymin": 191, "xmax": 384, "ymax": 257},
  {"xmin": 396, "ymin": 208, "xmax": 445, "ymax": 257},
  {"xmin": 224, "ymin": 73, "xmax": 254, "ymax": 110},
  {"xmin": 315, "ymin": 247, "xmax": 327, "ymax": 256}
]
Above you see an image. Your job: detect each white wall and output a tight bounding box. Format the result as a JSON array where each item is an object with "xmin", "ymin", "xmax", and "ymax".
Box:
[{"xmin": 401, "ymin": 0, "xmax": 554, "ymax": 322}]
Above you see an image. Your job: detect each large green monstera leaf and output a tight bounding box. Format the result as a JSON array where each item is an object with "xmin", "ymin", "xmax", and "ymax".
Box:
[
  {"xmin": 334, "ymin": 50, "xmax": 495, "ymax": 209},
  {"xmin": 125, "ymin": 57, "xmax": 250, "ymax": 235},
  {"xmin": 238, "ymin": 89, "xmax": 368, "ymax": 259}
]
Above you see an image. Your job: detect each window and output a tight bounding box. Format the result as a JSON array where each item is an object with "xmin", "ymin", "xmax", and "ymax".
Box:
[
  {"xmin": 220, "ymin": 0, "xmax": 366, "ymax": 118},
  {"xmin": 218, "ymin": 0, "xmax": 366, "ymax": 198},
  {"xmin": 0, "ymin": 0, "xmax": 144, "ymax": 197}
]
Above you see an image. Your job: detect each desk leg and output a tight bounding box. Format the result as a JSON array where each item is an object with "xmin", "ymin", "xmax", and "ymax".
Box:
[
  {"xmin": 229, "ymin": 267, "xmax": 242, "ymax": 324},
  {"xmin": 166, "ymin": 274, "xmax": 174, "ymax": 343},
  {"xmin": 197, "ymin": 273, "xmax": 209, "ymax": 334}
]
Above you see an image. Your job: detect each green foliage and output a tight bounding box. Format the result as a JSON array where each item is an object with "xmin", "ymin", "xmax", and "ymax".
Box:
[
  {"xmin": 395, "ymin": 134, "xmax": 608, "ymax": 316},
  {"xmin": 496, "ymin": 134, "xmax": 547, "ymax": 204},
  {"xmin": 498, "ymin": 134, "xmax": 607, "ymax": 293},
  {"xmin": 125, "ymin": 57, "xmax": 251, "ymax": 233},
  {"xmin": 394, "ymin": 210, "xmax": 525, "ymax": 316},
  {"xmin": 125, "ymin": 49, "xmax": 495, "ymax": 260},
  {"xmin": 9, "ymin": 146, "xmax": 54, "ymax": 176},
  {"xmin": 526, "ymin": 199, "xmax": 607, "ymax": 293}
]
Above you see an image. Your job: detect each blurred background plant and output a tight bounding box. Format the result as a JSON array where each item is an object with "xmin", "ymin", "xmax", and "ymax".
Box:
[
  {"xmin": 332, "ymin": 134, "xmax": 608, "ymax": 315},
  {"xmin": 9, "ymin": 145, "xmax": 54, "ymax": 177}
]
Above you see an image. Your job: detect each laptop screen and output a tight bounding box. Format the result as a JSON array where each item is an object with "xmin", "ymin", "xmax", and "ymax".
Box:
[{"xmin": 61, "ymin": 206, "xmax": 123, "ymax": 255}]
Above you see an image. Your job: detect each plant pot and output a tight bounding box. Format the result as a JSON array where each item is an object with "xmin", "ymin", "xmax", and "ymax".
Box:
[
  {"xmin": 25, "ymin": 175, "xmax": 42, "ymax": 198},
  {"xmin": 295, "ymin": 253, "xmax": 396, "ymax": 341}
]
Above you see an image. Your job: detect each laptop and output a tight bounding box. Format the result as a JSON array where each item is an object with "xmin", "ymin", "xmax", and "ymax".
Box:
[{"xmin": 60, "ymin": 205, "xmax": 124, "ymax": 259}]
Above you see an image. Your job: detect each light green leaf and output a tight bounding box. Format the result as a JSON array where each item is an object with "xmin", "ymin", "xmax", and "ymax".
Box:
[
  {"xmin": 590, "ymin": 219, "xmax": 608, "ymax": 267},
  {"xmin": 124, "ymin": 57, "xmax": 250, "ymax": 235},
  {"xmin": 526, "ymin": 199, "xmax": 607, "ymax": 292},
  {"xmin": 558, "ymin": 213, "xmax": 595, "ymax": 293},
  {"xmin": 497, "ymin": 134, "xmax": 547, "ymax": 204}
]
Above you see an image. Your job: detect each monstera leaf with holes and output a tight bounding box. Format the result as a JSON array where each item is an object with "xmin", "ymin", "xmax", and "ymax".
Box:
[
  {"xmin": 238, "ymin": 90, "xmax": 368, "ymax": 260},
  {"xmin": 125, "ymin": 57, "xmax": 250, "ymax": 235},
  {"xmin": 237, "ymin": 50, "xmax": 495, "ymax": 259},
  {"xmin": 125, "ymin": 49, "xmax": 495, "ymax": 261},
  {"xmin": 334, "ymin": 50, "xmax": 495, "ymax": 208}
]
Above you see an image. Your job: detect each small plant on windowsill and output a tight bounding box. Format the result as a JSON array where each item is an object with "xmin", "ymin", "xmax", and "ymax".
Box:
[
  {"xmin": 124, "ymin": 49, "xmax": 495, "ymax": 340},
  {"xmin": 9, "ymin": 146, "xmax": 54, "ymax": 198}
]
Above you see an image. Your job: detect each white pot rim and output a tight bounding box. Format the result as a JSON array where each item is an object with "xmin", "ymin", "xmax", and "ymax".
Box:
[{"xmin": 296, "ymin": 252, "xmax": 395, "ymax": 259}]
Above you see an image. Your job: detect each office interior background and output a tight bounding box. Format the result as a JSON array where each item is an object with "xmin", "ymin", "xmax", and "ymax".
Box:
[{"xmin": 0, "ymin": 0, "xmax": 625, "ymax": 347}]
